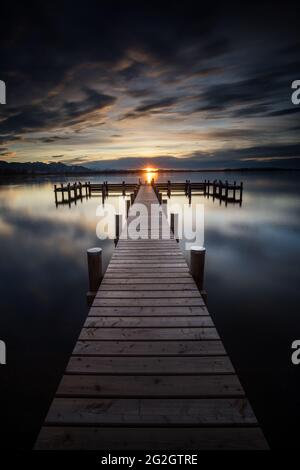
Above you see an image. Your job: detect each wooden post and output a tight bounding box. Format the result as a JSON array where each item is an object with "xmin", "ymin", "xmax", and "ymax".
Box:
[
  {"xmin": 54, "ymin": 185, "xmax": 58, "ymax": 206},
  {"xmin": 86, "ymin": 247, "xmax": 102, "ymax": 306},
  {"xmin": 115, "ymin": 214, "xmax": 121, "ymax": 240},
  {"xmin": 188, "ymin": 183, "xmax": 192, "ymax": 204},
  {"xmin": 167, "ymin": 180, "xmax": 171, "ymax": 198},
  {"xmin": 240, "ymin": 182, "xmax": 243, "ymax": 203},
  {"xmin": 88, "ymin": 182, "xmax": 91, "ymax": 198},
  {"xmin": 67, "ymin": 183, "xmax": 71, "ymax": 204},
  {"xmin": 79, "ymin": 182, "xmax": 82, "ymax": 199},
  {"xmin": 233, "ymin": 181, "xmax": 236, "ymax": 200},
  {"xmin": 158, "ymin": 192, "xmax": 162, "ymax": 205},
  {"xmin": 122, "ymin": 181, "xmax": 126, "ymax": 196},
  {"xmin": 126, "ymin": 199, "xmax": 130, "ymax": 217},
  {"xmin": 207, "ymin": 180, "xmax": 210, "ymax": 197},
  {"xmin": 130, "ymin": 193, "xmax": 135, "ymax": 205},
  {"xmin": 190, "ymin": 246, "xmax": 207, "ymax": 302},
  {"xmin": 170, "ymin": 213, "xmax": 175, "ymax": 233},
  {"xmin": 204, "ymin": 179, "xmax": 207, "ymax": 195},
  {"xmin": 225, "ymin": 181, "xmax": 229, "ymax": 206},
  {"xmin": 170, "ymin": 213, "xmax": 179, "ymax": 241}
]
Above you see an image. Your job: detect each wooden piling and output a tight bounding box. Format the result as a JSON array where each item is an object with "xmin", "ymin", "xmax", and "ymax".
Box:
[
  {"xmin": 86, "ymin": 247, "xmax": 102, "ymax": 306},
  {"xmin": 190, "ymin": 246, "xmax": 206, "ymax": 291}
]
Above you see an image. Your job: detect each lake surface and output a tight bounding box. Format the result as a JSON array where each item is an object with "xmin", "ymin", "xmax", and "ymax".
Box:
[{"xmin": 0, "ymin": 171, "xmax": 300, "ymax": 449}]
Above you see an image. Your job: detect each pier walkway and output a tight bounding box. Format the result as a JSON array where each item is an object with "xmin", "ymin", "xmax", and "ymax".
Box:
[{"xmin": 35, "ymin": 185, "xmax": 267, "ymax": 450}]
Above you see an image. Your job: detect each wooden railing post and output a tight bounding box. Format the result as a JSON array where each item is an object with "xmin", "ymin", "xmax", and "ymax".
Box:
[
  {"xmin": 115, "ymin": 214, "xmax": 122, "ymax": 243},
  {"xmin": 86, "ymin": 247, "xmax": 102, "ymax": 306},
  {"xmin": 190, "ymin": 246, "xmax": 207, "ymax": 303},
  {"xmin": 126, "ymin": 199, "xmax": 130, "ymax": 218}
]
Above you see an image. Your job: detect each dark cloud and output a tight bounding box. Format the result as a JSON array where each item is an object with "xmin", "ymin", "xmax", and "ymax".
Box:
[
  {"xmin": 0, "ymin": 1, "xmax": 299, "ymax": 167},
  {"xmin": 121, "ymin": 97, "xmax": 179, "ymax": 120}
]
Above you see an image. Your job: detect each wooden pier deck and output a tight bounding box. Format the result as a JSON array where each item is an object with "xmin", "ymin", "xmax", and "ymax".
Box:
[{"xmin": 36, "ymin": 185, "xmax": 267, "ymax": 450}]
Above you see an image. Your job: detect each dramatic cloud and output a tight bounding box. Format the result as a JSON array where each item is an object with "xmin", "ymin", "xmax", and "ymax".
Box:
[{"xmin": 0, "ymin": 1, "xmax": 299, "ymax": 168}]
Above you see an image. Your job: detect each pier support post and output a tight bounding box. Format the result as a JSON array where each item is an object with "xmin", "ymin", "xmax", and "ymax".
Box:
[
  {"xmin": 130, "ymin": 193, "xmax": 135, "ymax": 205},
  {"xmin": 240, "ymin": 182, "xmax": 243, "ymax": 206},
  {"xmin": 190, "ymin": 246, "xmax": 207, "ymax": 303},
  {"xmin": 54, "ymin": 185, "xmax": 58, "ymax": 206},
  {"xmin": 86, "ymin": 247, "xmax": 102, "ymax": 306},
  {"xmin": 115, "ymin": 214, "xmax": 122, "ymax": 245},
  {"xmin": 122, "ymin": 181, "xmax": 126, "ymax": 196},
  {"xmin": 170, "ymin": 213, "xmax": 179, "ymax": 241},
  {"xmin": 126, "ymin": 199, "xmax": 130, "ymax": 218}
]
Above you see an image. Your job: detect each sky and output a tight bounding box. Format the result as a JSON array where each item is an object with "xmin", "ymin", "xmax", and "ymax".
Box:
[{"xmin": 0, "ymin": 1, "xmax": 300, "ymax": 169}]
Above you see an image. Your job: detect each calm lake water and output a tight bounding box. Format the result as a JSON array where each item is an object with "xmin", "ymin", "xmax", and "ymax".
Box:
[{"xmin": 0, "ymin": 171, "xmax": 300, "ymax": 449}]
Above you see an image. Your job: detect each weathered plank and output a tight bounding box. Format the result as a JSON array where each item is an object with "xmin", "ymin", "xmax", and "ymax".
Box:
[
  {"xmin": 88, "ymin": 306, "xmax": 209, "ymax": 316},
  {"xmin": 79, "ymin": 327, "xmax": 219, "ymax": 340},
  {"xmin": 45, "ymin": 397, "xmax": 257, "ymax": 425},
  {"xmin": 66, "ymin": 356, "xmax": 231, "ymax": 374},
  {"xmin": 84, "ymin": 316, "xmax": 214, "ymax": 328},
  {"xmin": 73, "ymin": 340, "xmax": 225, "ymax": 356},
  {"xmin": 35, "ymin": 426, "xmax": 269, "ymax": 450},
  {"xmin": 57, "ymin": 374, "xmax": 243, "ymax": 397}
]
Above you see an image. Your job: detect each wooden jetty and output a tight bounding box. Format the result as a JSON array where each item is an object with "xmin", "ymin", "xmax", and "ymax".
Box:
[
  {"xmin": 36, "ymin": 184, "xmax": 267, "ymax": 450},
  {"xmin": 54, "ymin": 179, "xmax": 243, "ymax": 207},
  {"xmin": 54, "ymin": 181, "xmax": 140, "ymax": 207}
]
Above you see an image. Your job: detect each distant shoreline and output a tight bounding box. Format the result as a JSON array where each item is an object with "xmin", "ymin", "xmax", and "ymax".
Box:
[{"xmin": 1, "ymin": 167, "xmax": 300, "ymax": 177}]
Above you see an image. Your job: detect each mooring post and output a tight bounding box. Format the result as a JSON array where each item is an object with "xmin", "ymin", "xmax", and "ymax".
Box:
[
  {"xmin": 54, "ymin": 185, "xmax": 58, "ymax": 206},
  {"xmin": 207, "ymin": 180, "xmax": 210, "ymax": 197},
  {"xmin": 86, "ymin": 247, "xmax": 102, "ymax": 306},
  {"xmin": 79, "ymin": 182, "xmax": 82, "ymax": 199},
  {"xmin": 190, "ymin": 246, "xmax": 207, "ymax": 303},
  {"xmin": 88, "ymin": 182, "xmax": 91, "ymax": 198},
  {"xmin": 126, "ymin": 199, "xmax": 130, "ymax": 217},
  {"xmin": 158, "ymin": 192, "xmax": 162, "ymax": 204},
  {"xmin": 170, "ymin": 213, "xmax": 179, "ymax": 241},
  {"xmin": 122, "ymin": 181, "xmax": 126, "ymax": 196},
  {"xmin": 240, "ymin": 182, "xmax": 243, "ymax": 204},
  {"xmin": 130, "ymin": 193, "xmax": 135, "ymax": 205},
  {"xmin": 67, "ymin": 183, "xmax": 71, "ymax": 203},
  {"xmin": 188, "ymin": 182, "xmax": 192, "ymax": 204},
  {"xmin": 115, "ymin": 214, "xmax": 122, "ymax": 245},
  {"xmin": 204, "ymin": 179, "xmax": 207, "ymax": 195},
  {"xmin": 225, "ymin": 181, "xmax": 229, "ymax": 206}
]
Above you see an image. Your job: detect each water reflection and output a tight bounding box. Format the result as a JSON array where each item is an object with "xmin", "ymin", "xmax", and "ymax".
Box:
[{"xmin": 0, "ymin": 172, "xmax": 300, "ymax": 449}]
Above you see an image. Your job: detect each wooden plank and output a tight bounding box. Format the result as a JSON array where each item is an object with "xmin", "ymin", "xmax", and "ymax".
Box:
[
  {"xmin": 35, "ymin": 426, "xmax": 268, "ymax": 450},
  {"xmin": 84, "ymin": 316, "xmax": 214, "ymax": 328},
  {"xmin": 66, "ymin": 356, "xmax": 231, "ymax": 374},
  {"xmin": 88, "ymin": 306, "xmax": 209, "ymax": 316},
  {"xmin": 95, "ymin": 290, "xmax": 202, "ymax": 299},
  {"xmin": 73, "ymin": 340, "xmax": 225, "ymax": 356},
  {"xmin": 57, "ymin": 374, "xmax": 243, "ymax": 397},
  {"xmin": 104, "ymin": 272, "xmax": 193, "ymax": 278},
  {"xmin": 92, "ymin": 298, "xmax": 205, "ymax": 307},
  {"xmin": 101, "ymin": 278, "xmax": 196, "ymax": 285},
  {"xmin": 99, "ymin": 283, "xmax": 197, "ymax": 290},
  {"xmin": 45, "ymin": 397, "xmax": 257, "ymax": 425},
  {"xmin": 79, "ymin": 327, "xmax": 219, "ymax": 340}
]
